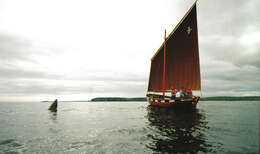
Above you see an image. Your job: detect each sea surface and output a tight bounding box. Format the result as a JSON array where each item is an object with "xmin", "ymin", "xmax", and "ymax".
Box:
[{"xmin": 0, "ymin": 101, "xmax": 259, "ymax": 154}]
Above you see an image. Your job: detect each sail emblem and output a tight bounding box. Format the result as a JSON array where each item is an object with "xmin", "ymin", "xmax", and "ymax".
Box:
[{"xmin": 187, "ymin": 26, "xmax": 192, "ymax": 35}]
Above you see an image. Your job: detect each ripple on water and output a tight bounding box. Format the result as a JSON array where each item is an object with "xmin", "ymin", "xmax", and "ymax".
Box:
[
  {"xmin": 0, "ymin": 139, "xmax": 22, "ymax": 147},
  {"xmin": 61, "ymin": 108, "xmax": 79, "ymax": 112},
  {"xmin": 0, "ymin": 101, "xmax": 258, "ymax": 153},
  {"xmin": 0, "ymin": 139, "xmax": 23, "ymax": 154}
]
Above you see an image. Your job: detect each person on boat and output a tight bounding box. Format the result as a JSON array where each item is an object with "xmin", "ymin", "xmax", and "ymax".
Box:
[
  {"xmin": 184, "ymin": 89, "xmax": 188, "ymax": 97},
  {"xmin": 171, "ymin": 90, "xmax": 176, "ymax": 99},
  {"xmin": 180, "ymin": 90, "xmax": 183, "ymax": 98},
  {"xmin": 176, "ymin": 90, "xmax": 183, "ymax": 98},
  {"xmin": 187, "ymin": 90, "xmax": 192, "ymax": 98}
]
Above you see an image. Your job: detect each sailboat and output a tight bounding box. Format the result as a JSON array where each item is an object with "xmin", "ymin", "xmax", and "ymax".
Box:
[{"xmin": 146, "ymin": 0, "xmax": 201, "ymax": 109}]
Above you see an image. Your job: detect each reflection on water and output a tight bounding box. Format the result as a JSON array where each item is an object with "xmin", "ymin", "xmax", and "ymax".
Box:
[
  {"xmin": 0, "ymin": 138, "xmax": 23, "ymax": 153},
  {"xmin": 146, "ymin": 105, "xmax": 212, "ymax": 153},
  {"xmin": 0, "ymin": 101, "xmax": 257, "ymax": 153},
  {"xmin": 49, "ymin": 111, "xmax": 57, "ymax": 122}
]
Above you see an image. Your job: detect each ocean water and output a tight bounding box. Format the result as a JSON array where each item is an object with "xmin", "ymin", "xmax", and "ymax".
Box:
[{"xmin": 0, "ymin": 101, "xmax": 259, "ymax": 154}]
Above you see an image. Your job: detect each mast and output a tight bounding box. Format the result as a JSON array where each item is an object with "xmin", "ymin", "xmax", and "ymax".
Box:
[{"xmin": 162, "ymin": 30, "xmax": 166, "ymax": 97}]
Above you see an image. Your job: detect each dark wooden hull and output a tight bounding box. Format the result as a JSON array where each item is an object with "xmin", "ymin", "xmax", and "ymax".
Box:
[{"xmin": 147, "ymin": 96, "xmax": 200, "ymax": 109}]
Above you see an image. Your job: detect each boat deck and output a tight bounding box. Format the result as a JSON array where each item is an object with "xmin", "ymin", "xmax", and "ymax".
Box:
[{"xmin": 146, "ymin": 94, "xmax": 199, "ymax": 108}]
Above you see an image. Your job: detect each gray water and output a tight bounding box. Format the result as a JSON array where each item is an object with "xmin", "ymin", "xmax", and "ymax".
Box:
[{"xmin": 0, "ymin": 101, "xmax": 259, "ymax": 153}]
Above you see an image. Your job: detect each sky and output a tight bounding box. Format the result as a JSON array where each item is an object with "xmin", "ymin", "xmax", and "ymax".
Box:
[{"xmin": 0, "ymin": 0, "xmax": 259, "ymax": 101}]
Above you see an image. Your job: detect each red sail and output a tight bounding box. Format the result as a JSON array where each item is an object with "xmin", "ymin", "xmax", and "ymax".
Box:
[{"xmin": 148, "ymin": 2, "xmax": 200, "ymax": 92}]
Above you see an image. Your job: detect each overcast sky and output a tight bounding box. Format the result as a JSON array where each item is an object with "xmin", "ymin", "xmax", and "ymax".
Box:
[{"xmin": 0, "ymin": 0, "xmax": 259, "ymax": 101}]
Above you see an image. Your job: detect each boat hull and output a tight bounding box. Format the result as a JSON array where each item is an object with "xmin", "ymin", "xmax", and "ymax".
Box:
[{"xmin": 147, "ymin": 96, "xmax": 200, "ymax": 109}]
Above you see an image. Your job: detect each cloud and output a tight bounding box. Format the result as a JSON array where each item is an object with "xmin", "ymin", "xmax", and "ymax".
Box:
[
  {"xmin": 0, "ymin": 77, "xmax": 147, "ymax": 98},
  {"xmin": 0, "ymin": 0, "xmax": 259, "ymax": 101},
  {"xmin": 0, "ymin": 33, "xmax": 148, "ymax": 99},
  {"xmin": 198, "ymin": 0, "xmax": 260, "ymax": 36},
  {"xmin": 0, "ymin": 34, "xmax": 35, "ymax": 62},
  {"xmin": 196, "ymin": 0, "xmax": 260, "ymax": 96},
  {"xmin": 198, "ymin": 0, "xmax": 260, "ymax": 68},
  {"xmin": 234, "ymin": 49, "xmax": 260, "ymax": 69},
  {"xmin": 201, "ymin": 60, "xmax": 260, "ymax": 96}
]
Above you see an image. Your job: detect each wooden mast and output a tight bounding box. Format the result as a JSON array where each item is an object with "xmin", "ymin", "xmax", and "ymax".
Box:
[{"xmin": 162, "ymin": 29, "xmax": 166, "ymax": 98}]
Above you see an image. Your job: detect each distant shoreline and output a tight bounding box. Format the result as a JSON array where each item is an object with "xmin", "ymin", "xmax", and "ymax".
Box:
[
  {"xmin": 90, "ymin": 96, "xmax": 260, "ymax": 102},
  {"xmin": 41, "ymin": 96, "xmax": 260, "ymax": 102}
]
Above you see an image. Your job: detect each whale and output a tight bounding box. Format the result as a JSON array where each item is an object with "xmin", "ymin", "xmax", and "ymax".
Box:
[{"xmin": 48, "ymin": 99, "xmax": 58, "ymax": 112}]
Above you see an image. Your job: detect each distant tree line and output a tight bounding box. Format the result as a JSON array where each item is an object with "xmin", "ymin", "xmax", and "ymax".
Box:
[
  {"xmin": 199, "ymin": 96, "xmax": 260, "ymax": 101},
  {"xmin": 91, "ymin": 97, "xmax": 146, "ymax": 102},
  {"xmin": 91, "ymin": 96, "xmax": 260, "ymax": 102}
]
